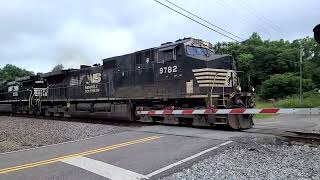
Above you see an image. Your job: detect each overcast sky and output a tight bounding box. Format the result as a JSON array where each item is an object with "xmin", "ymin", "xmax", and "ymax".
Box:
[{"xmin": 0, "ymin": 0, "xmax": 319, "ymax": 73}]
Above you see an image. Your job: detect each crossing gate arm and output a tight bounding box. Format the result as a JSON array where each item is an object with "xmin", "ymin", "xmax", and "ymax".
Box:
[{"xmin": 136, "ymin": 108, "xmax": 320, "ymax": 115}]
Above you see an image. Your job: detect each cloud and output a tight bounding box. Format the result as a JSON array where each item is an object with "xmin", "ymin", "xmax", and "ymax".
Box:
[
  {"xmin": 51, "ymin": 21, "xmax": 136, "ymax": 69},
  {"xmin": 0, "ymin": 0, "xmax": 319, "ymax": 73}
]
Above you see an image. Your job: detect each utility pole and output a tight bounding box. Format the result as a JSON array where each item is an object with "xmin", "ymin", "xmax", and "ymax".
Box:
[{"xmin": 300, "ymin": 47, "xmax": 303, "ymax": 105}]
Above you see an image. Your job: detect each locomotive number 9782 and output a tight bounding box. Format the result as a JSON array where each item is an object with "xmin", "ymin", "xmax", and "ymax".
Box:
[{"xmin": 159, "ymin": 65, "xmax": 178, "ymax": 74}]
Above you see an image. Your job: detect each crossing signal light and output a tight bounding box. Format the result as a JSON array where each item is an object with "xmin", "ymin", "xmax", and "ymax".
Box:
[{"xmin": 314, "ymin": 24, "xmax": 320, "ymax": 44}]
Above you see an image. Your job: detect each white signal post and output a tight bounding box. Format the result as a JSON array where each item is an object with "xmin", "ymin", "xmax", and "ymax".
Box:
[{"xmin": 300, "ymin": 47, "xmax": 303, "ymax": 105}]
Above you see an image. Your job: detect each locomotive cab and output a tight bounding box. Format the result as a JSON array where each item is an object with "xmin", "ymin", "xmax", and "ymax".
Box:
[{"xmin": 154, "ymin": 38, "xmax": 242, "ymax": 98}]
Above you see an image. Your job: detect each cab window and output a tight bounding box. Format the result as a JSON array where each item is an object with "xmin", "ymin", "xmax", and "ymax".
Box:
[
  {"xmin": 157, "ymin": 46, "xmax": 177, "ymax": 63},
  {"xmin": 158, "ymin": 50, "xmax": 174, "ymax": 62},
  {"xmin": 186, "ymin": 46, "xmax": 209, "ymax": 56}
]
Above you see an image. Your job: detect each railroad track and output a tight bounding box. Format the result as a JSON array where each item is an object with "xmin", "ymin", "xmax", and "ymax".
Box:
[
  {"xmin": 283, "ymin": 131, "xmax": 320, "ymax": 146},
  {"xmin": 242, "ymin": 127, "xmax": 320, "ymax": 146}
]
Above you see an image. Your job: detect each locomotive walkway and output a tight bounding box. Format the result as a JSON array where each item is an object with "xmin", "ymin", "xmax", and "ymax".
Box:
[{"xmin": 0, "ymin": 114, "xmax": 319, "ymax": 180}]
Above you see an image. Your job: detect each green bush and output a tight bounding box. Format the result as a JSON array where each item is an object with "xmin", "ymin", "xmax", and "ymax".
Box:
[
  {"xmin": 260, "ymin": 73, "xmax": 316, "ymax": 99},
  {"xmin": 302, "ymin": 89, "xmax": 319, "ymax": 98}
]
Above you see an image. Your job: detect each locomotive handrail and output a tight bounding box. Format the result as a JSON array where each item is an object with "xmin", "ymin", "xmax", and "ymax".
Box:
[
  {"xmin": 45, "ymin": 85, "xmax": 234, "ymax": 101},
  {"xmin": 0, "ymin": 90, "xmax": 32, "ymax": 101},
  {"xmin": 28, "ymin": 90, "xmax": 34, "ymax": 108},
  {"xmin": 0, "ymin": 90, "xmax": 31, "ymax": 95},
  {"xmin": 47, "ymin": 83, "xmax": 106, "ymax": 100},
  {"xmin": 209, "ymin": 73, "xmax": 218, "ymax": 106},
  {"xmin": 44, "ymin": 82, "xmax": 237, "ymax": 102},
  {"xmin": 48, "ymin": 82, "xmax": 106, "ymax": 89}
]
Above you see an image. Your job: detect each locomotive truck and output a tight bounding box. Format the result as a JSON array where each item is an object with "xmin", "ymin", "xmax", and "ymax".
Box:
[{"xmin": 0, "ymin": 38, "xmax": 255, "ymax": 129}]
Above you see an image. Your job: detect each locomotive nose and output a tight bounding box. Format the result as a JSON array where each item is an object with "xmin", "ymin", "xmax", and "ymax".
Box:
[{"xmin": 191, "ymin": 54, "xmax": 235, "ymax": 90}]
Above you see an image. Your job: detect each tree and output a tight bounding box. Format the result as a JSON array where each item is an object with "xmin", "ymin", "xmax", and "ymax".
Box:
[
  {"xmin": 51, "ymin": 64, "xmax": 64, "ymax": 72},
  {"xmin": 260, "ymin": 73, "xmax": 316, "ymax": 99},
  {"xmin": 213, "ymin": 33, "xmax": 320, "ymax": 91},
  {"xmin": 243, "ymin": 32, "xmax": 264, "ymax": 47},
  {"xmin": 0, "ymin": 64, "xmax": 34, "ymax": 81},
  {"xmin": 288, "ymin": 37, "xmax": 320, "ymax": 89}
]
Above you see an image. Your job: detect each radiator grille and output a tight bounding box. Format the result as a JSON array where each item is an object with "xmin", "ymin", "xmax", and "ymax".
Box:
[{"xmin": 192, "ymin": 68, "xmax": 234, "ymax": 87}]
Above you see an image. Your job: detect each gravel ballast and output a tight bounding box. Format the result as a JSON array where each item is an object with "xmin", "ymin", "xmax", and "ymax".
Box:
[
  {"xmin": 0, "ymin": 116, "xmax": 129, "ymax": 153},
  {"xmin": 161, "ymin": 138, "xmax": 320, "ymax": 180}
]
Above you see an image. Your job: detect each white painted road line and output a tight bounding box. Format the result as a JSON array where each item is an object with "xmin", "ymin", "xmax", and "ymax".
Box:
[
  {"xmin": 61, "ymin": 141, "xmax": 233, "ymax": 179},
  {"xmin": 255, "ymin": 121, "xmax": 282, "ymax": 125},
  {"xmin": 62, "ymin": 156, "xmax": 148, "ymax": 180},
  {"xmin": 145, "ymin": 141, "xmax": 233, "ymax": 178}
]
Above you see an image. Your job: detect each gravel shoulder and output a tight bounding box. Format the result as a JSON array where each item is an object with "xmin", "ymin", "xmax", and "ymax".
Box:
[
  {"xmin": 0, "ymin": 116, "xmax": 130, "ymax": 153},
  {"xmin": 161, "ymin": 137, "xmax": 320, "ymax": 180}
]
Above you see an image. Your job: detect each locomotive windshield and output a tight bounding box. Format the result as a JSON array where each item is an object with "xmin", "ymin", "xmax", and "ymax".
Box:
[{"xmin": 186, "ymin": 46, "xmax": 210, "ymax": 57}]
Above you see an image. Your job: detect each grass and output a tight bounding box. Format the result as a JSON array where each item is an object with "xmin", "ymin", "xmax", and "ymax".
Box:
[
  {"xmin": 275, "ymin": 95, "xmax": 320, "ymax": 108},
  {"xmin": 254, "ymin": 93, "xmax": 320, "ymax": 119}
]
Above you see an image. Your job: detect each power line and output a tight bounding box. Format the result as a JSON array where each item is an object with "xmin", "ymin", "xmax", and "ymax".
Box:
[
  {"xmin": 217, "ymin": 0, "xmax": 270, "ymax": 37},
  {"xmin": 237, "ymin": 0, "xmax": 284, "ymax": 36},
  {"xmin": 163, "ymin": 0, "xmax": 244, "ymax": 41},
  {"xmin": 238, "ymin": 0, "xmax": 283, "ymax": 32},
  {"xmin": 152, "ymin": 0, "xmax": 241, "ymax": 42}
]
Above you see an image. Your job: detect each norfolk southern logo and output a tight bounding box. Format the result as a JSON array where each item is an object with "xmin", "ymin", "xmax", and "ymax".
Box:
[
  {"xmin": 69, "ymin": 73, "xmax": 102, "ymax": 93},
  {"xmin": 8, "ymin": 85, "xmax": 19, "ymax": 97},
  {"xmin": 86, "ymin": 73, "xmax": 101, "ymax": 84},
  {"xmin": 84, "ymin": 73, "xmax": 101, "ymax": 93}
]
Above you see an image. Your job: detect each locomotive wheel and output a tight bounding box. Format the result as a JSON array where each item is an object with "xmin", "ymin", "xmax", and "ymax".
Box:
[
  {"xmin": 227, "ymin": 114, "xmax": 253, "ymax": 130},
  {"xmin": 239, "ymin": 114, "xmax": 254, "ymax": 129}
]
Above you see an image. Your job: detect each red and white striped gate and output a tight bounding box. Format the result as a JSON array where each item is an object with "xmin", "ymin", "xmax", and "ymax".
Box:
[{"xmin": 136, "ymin": 108, "xmax": 320, "ymax": 115}]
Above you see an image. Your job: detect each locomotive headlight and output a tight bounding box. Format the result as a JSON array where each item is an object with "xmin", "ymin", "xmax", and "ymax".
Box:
[
  {"xmin": 252, "ymin": 87, "xmax": 255, "ymax": 93},
  {"xmin": 236, "ymin": 86, "xmax": 242, "ymax": 92}
]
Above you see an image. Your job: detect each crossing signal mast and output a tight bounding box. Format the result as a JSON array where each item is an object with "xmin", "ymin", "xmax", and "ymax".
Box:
[{"xmin": 314, "ymin": 24, "xmax": 320, "ymax": 44}]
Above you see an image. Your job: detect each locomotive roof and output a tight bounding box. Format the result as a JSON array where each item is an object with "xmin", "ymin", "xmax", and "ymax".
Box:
[
  {"xmin": 156, "ymin": 38, "xmax": 191, "ymax": 49},
  {"xmin": 41, "ymin": 66, "xmax": 101, "ymax": 78},
  {"xmin": 103, "ymin": 37, "xmax": 211, "ymax": 63},
  {"xmin": 41, "ymin": 70, "xmax": 72, "ymax": 78}
]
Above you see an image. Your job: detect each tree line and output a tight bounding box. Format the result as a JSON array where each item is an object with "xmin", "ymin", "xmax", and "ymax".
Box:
[
  {"xmin": 0, "ymin": 64, "xmax": 64, "ymax": 82},
  {"xmin": 213, "ymin": 33, "xmax": 320, "ymax": 99}
]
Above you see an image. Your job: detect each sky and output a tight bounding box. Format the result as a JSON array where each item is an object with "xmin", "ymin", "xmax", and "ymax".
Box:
[{"xmin": 0, "ymin": 0, "xmax": 319, "ymax": 73}]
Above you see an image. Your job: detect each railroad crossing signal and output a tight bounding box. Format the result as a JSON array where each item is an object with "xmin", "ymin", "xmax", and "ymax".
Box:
[{"xmin": 314, "ymin": 24, "xmax": 320, "ymax": 44}]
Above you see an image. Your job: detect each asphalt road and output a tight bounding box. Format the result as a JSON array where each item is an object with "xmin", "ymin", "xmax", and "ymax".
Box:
[
  {"xmin": 0, "ymin": 114, "xmax": 318, "ymax": 180},
  {"xmin": 0, "ymin": 128, "xmax": 244, "ymax": 180}
]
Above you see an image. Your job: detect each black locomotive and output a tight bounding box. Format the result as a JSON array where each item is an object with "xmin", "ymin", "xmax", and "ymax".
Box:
[{"xmin": 0, "ymin": 38, "xmax": 254, "ymax": 129}]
